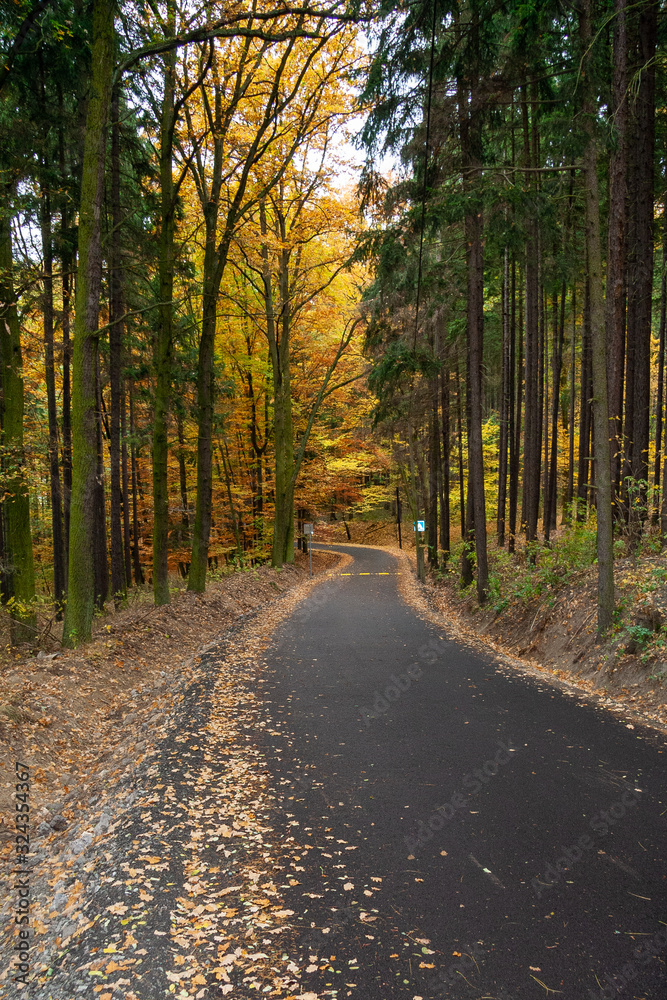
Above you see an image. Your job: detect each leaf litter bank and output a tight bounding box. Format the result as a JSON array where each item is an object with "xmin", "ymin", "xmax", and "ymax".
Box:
[{"xmin": 0, "ymin": 550, "xmax": 347, "ymax": 997}]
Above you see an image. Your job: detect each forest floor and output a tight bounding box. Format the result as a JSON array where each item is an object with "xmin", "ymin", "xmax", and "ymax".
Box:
[
  {"xmin": 0, "ymin": 551, "xmax": 340, "ymax": 851},
  {"xmin": 322, "ymin": 517, "xmax": 667, "ymax": 733}
]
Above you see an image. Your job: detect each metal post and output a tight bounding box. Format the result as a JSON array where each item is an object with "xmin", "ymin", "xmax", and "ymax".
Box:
[
  {"xmin": 304, "ymin": 522, "xmax": 314, "ymax": 577},
  {"xmin": 396, "ymin": 486, "xmax": 402, "ymax": 549}
]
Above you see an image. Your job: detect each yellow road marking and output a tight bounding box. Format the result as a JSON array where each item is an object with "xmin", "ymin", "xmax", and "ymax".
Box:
[{"xmin": 336, "ymin": 572, "xmax": 402, "ymax": 577}]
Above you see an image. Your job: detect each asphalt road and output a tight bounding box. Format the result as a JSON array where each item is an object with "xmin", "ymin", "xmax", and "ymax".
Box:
[{"xmin": 260, "ymin": 543, "xmax": 667, "ymax": 1000}]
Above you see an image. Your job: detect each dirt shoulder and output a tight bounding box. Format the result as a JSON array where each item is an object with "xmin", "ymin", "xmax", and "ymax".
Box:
[{"xmin": 0, "ymin": 551, "xmax": 342, "ymax": 853}]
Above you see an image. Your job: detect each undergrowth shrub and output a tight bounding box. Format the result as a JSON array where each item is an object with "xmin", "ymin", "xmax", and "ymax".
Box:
[{"xmin": 443, "ymin": 516, "xmax": 599, "ymax": 611}]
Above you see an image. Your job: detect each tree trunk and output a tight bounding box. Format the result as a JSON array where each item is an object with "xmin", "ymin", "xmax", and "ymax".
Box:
[
  {"xmin": 188, "ymin": 249, "xmax": 217, "ymax": 591},
  {"xmin": 177, "ymin": 409, "xmax": 189, "ymax": 542},
  {"xmin": 428, "ymin": 380, "xmax": 439, "ymax": 567},
  {"xmin": 440, "ymin": 364, "xmax": 450, "ymax": 559},
  {"xmin": 121, "ymin": 379, "xmax": 132, "ymax": 586},
  {"xmin": 129, "ymin": 382, "xmax": 144, "ymax": 584},
  {"xmin": 509, "ymin": 265, "xmax": 522, "ymax": 552},
  {"xmin": 40, "ymin": 179, "xmax": 66, "ymax": 610},
  {"xmin": 466, "ymin": 204, "xmax": 488, "ymax": 601},
  {"xmin": 606, "ymin": 0, "xmax": 627, "ymax": 506},
  {"xmin": 109, "ymin": 83, "xmax": 126, "ymax": 604},
  {"xmin": 577, "ymin": 279, "xmax": 592, "ymax": 519},
  {"xmin": 460, "ymin": 57, "xmax": 488, "ymax": 600},
  {"xmin": 455, "ymin": 355, "xmax": 466, "ymax": 540},
  {"xmin": 539, "ymin": 281, "xmax": 547, "ymax": 531},
  {"xmin": 152, "ymin": 9, "xmax": 176, "ymax": 605},
  {"xmin": 275, "ymin": 239, "xmax": 296, "ymax": 567},
  {"xmin": 60, "ymin": 169, "xmax": 73, "ymax": 566},
  {"xmin": 655, "ymin": 217, "xmax": 667, "ymax": 518},
  {"xmin": 407, "ymin": 421, "xmax": 425, "ymax": 582},
  {"xmin": 219, "ymin": 438, "xmax": 243, "ymax": 556},
  {"xmin": 0, "ymin": 207, "xmax": 36, "ymax": 642},
  {"xmin": 580, "ymin": 0, "xmax": 614, "ymax": 633},
  {"xmin": 259, "ymin": 199, "xmax": 296, "ymax": 569},
  {"xmin": 545, "ymin": 286, "xmax": 565, "ymax": 541},
  {"xmin": 626, "ymin": 0, "xmax": 657, "ymax": 542},
  {"xmin": 565, "ymin": 283, "xmax": 577, "ymax": 521},
  {"xmin": 94, "ymin": 354, "xmax": 108, "ymax": 609},
  {"xmin": 497, "ymin": 246, "xmax": 510, "ymax": 546},
  {"xmin": 62, "ymin": 0, "xmax": 114, "ymax": 646},
  {"xmin": 460, "ymin": 340, "xmax": 475, "ymax": 589},
  {"xmin": 56, "ymin": 91, "xmax": 74, "ymax": 572},
  {"xmin": 522, "ymin": 84, "xmax": 541, "ymax": 546}
]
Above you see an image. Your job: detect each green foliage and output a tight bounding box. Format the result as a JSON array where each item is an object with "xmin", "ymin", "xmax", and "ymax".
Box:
[
  {"xmin": 623, "ymin": 475, "xmax": 651, "ymax": 522},
  {"xmin": 482, "ymin": 518, "xmax": 598, "ymax": 614},
  {"xmin": 624, "ymin": 624, "xmax": 654, "ymax": 649},
  {"xmin": 367, "ymin": 340, "xmax": 441, "ymax": 426}
]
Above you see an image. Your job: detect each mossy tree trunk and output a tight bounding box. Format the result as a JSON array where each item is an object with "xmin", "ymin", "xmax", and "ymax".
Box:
[
  {"xmin": 62, "ymin": 0, "xmax": 114, "ymax": 647},
  {"xmin": 265, "ymin": 213, "xmax": 295, "ymax": 569}
]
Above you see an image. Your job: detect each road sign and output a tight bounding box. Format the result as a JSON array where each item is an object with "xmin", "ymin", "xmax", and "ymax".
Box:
[
  {"xmin": 414, "ymin": 520, "xmax": 425, "ymax": 532},
  {"xmin": 304, "ymin": 523, "xmax": 314, "ymax": 534}
]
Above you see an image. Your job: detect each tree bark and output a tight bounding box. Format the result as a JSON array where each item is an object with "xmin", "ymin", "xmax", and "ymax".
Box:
[
  {"xmin": 521, "ymin": 84, "xmax": 540, "ymax": 546},
  {"xmin": 121, "ymin": 379, "xmax": 132, "ymax": 586},
  {"xmin": 545, "ymin": 286, "xmax": 565, "ymax": 540},
  {"xmin": 59, "ymin": 126, "xmax": 73, "ymax": 565},
  {"xmin": 509, "ymin": 265, "xmax": 522, "ymax": 552},
  {"xmin": 460, "ymin": 338, "xmax": 475, "ymax": 588},
  {"xmin": 152, "ymin": 5, "xmax": 176, "ymax": 605},
  {"xmin": 497, "ymin": 246, "xmax": 510, "ymax": 546},
  {"xmin": 62, "ymin": 0, "xmax": 114, "ymax": 646},
  {"xmin": 606, "ymin": 0, "xmax": 627, "ymax": 505},
  {"xmin": 109, "ymin": 83, "xmax": 126, "ymax": 604},
  {"xmin": 176, "ymin": 409, "xmax": 189, "ymax": 543},
  {"xmin": 439, "ymin": 364, "xmax": 450, "ymax": 559},
  {"xmin": 455, "ymin": 354, "xmax": 466, "ymax": 540},
  {"xmin": 93, "ymin": 354, "xmax": 108, "ymax": 609},
  {"xmin": 565, "ymin": 283, "xmax": 577, "ymax": 521},
  {"xmin": 465, "ymin": 203, "xmax": 488, "ymax": 601},
  {"xmin": 40, "ymin": 176, "xmax": 66, "ymax": 610},
  {"xmin": 460, "ymin": 53, "xmax": 488, "ymax": 601},
  {"xmin": 129, "ymin": 381, "xmax": 144, "ymax": 584},
  {"xmin": 626, "ymin": 0, "xmax": 657, "ymax": 542},
  {"xmin": 428, "ymin": 379, "xmax": 439, "ymax": 567},
  {"xmin": 407, "ymin": 420, "xmax": 425, "ymax": 582},
  {"xmin": 580, "ymin": 0, "xmax": 614, "ymax": 633},
  {"xmin": 655, "ymin": 216, "xmax": 667, "ymax": 517},
  {"xmin": 577, "ymin": 278, "xmax": 592, "ymax": 519}
]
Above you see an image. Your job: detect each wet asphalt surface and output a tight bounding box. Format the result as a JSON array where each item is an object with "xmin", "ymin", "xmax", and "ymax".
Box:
[{"xmin": 259, "ymin": 544, "xmax": 667, "ymax": 999}]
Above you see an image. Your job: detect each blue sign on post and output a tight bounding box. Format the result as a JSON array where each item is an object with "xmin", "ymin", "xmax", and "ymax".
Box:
[{"xmin": 414, "ymin": 520, "xmax": 425, "ymax": 532}]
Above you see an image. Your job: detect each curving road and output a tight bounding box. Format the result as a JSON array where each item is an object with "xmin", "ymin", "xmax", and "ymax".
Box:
[{"xmin": 260, "ymin": 543, "xmax": 667, "ymax": 999}]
